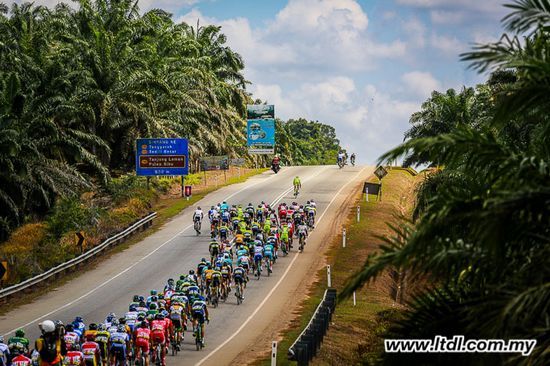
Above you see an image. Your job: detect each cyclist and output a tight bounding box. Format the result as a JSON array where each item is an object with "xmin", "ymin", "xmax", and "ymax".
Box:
[
  {"xmin": 133, "ymin": 322, "xmax": 150, "ymax": 366},
  {"xmin": 220, "ymin": 263, "xmax": 231, "ymax": 298},
  {"xmin": 80, "ymin": 333, "xmax": 100, "ymax": 366},
  {"xmin": 193, "ymin": 207, "xmax": 204, "ymax": 234},
  {"xmin": 337, "ymin": 150, "xmax": 345, "ymax": 166},
  {"xmin": 297, "ymin": 221, "xmax": 308, "ymax": 249},
  {"xmin": 35, "ymin": 320, "xmax": 66, "ymax": 366},
  {"xmin": 8, "ymin": 329, "xmax": 30, "ymax": 357},
  {"xmin": 293, "ymin": 176, "xmax": 301, "ymax": 195},
  {"xmin": 350, "ymin": 153, "xmax": 356, "ymax": 165},
  {"xmin": 280, "ymin": 224, "xmax": 290, "ymax": 252},
  {"xmin": 220, "ymin": 201, "xmax": 229, "ymax": 212},
  {"xmin": 82, "ymin": 324, "xmax": 98, "ymax": 351},
  {"xmin": 71, "ymin": 317, "xmax": 86, "ymax": 340},
  {"xmin": 63, "ymin": 339, "xmax": 84, "ymax": 366},
  {"xmin": 169, "ymin": 300, "xmax": 185, "ymax": 347},
  {"xmin": 11, "ymin": 347, "xmax": 31, "ymax": 366},
  {"xmin": 150, "ymin": 314, "xmax": 168, "ymax": 366},
  {"xmin": 210, "ymin": 267, "xmax": 222, "ymax": 302},
  {"xmin": 93, "ymin": 324, "xmax": 109, "ymax": 366},
  {"xmin": 253, "ymin": 241, "xmax": 264, "ymax": 274},
  {"xmin": 109, "ymin": 325, "xmax": 129, "ymax": 366},
  {"xmin": 233, "ymin": 265, "xmax": 247, "ymax": 300},
  {"xmin": 63, "ymin": 325, "xmax": 79, "ymax": 352},
  {"xmin": 191, "ymin": 298, "xmax": 209, "ymax": 346},
  {"xmin": 264, "ymin": 240, "xmax": 275, "ymax": 273},
  {"xmin": 209, "ymin": 240, "xmax": 220, "ymax": 264}
]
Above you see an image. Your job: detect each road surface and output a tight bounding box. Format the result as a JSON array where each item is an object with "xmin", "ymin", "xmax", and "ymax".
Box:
[{"xmin": 1, "ymin": 165, "xmax": 372, "ymax": 365}]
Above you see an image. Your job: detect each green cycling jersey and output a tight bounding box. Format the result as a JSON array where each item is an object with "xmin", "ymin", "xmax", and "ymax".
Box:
[{"xmin": 293, "ymin": 176, "xmax": 301, "ymax": 187}]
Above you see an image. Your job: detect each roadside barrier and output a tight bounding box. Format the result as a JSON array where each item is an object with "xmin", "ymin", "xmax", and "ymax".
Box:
[
  {"xmin": 287, "ymin": 288, "xmax": 337, "ymax": 365},
  {"xmin": 0, "ymin": 212, "xmax": 157, "ymax": 302}
]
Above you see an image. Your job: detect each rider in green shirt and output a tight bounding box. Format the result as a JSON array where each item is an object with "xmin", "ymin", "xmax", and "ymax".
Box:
[
  {"xmin": 293, "ymin": 176, "xmax": 301, "ymax": 194},
  {"xmin": 8, "ymin": 329, "xmax": 30, "ymax": 355}
]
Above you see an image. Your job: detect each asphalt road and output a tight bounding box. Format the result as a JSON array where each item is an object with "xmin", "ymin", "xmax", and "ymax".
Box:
[{"xmin": 1, "ymin": 165, "xmax": 372, "ymax": 365}]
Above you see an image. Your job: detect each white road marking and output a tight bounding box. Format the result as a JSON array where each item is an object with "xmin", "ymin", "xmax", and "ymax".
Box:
[
  {"xmin": 196, "ymin": 167, "xmax": 367, "ymax": 365},
  {"xmin": 2, "ymin": 167, "xmax": 320, "ymax": 336}
]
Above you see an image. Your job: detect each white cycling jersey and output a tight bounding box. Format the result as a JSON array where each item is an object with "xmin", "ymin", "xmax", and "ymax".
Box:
[
  {"xmin": 193, "ymin": 209, "xmax": 203, "ymax": 220},
  {"xmin": 298, "ymin": 224, "xmax": 308, "ymax": 234}
]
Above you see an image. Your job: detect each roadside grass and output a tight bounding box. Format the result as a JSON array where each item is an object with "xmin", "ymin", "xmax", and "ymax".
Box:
[{"xmin": 262, "ymin": 168, "xmax": 421, "ymax": 365}]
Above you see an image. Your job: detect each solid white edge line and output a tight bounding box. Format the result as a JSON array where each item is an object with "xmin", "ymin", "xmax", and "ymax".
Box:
[{"xmin": 195, "ymin": 166, "xmax": 367, "ymax": 366}]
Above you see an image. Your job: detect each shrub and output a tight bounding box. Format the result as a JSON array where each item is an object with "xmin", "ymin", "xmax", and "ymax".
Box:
[{"xmin": 46, "ymin": 197, "xmax": 101, "ymax": 239}]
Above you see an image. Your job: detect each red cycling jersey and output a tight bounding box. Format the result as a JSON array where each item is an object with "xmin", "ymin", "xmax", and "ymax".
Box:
[
  {"xmin": 12, "ymin": 355, "xmax": 32, "ymax": 366},
  {"xmin": 150, "ymin": 320, "xmax": 168, "ymax": 344},
  {"xmin": 64, "ymin": 351, "xmax": 84, "ymax": 366},
  {"xmin": 134, "ymin": 327, "xmax": 151, "ymax": 353},
  {"xmin": 81, "ymin": 341, "xmax": 100, "ymax": 366}
]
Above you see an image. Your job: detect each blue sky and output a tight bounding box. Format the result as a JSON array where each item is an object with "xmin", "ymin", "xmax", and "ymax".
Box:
[{"xmin": 14, "ymin": 0, "xmax": 509, "ymax": 163}]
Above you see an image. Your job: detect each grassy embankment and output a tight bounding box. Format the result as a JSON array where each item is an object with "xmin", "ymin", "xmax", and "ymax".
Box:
[
  {"xmin": 0, "ymin": 167, "xmax": 265, "ymax": 287},
  {"xmin": 262, "ymin": 168, "xmax": 422, "ymax": 365}
]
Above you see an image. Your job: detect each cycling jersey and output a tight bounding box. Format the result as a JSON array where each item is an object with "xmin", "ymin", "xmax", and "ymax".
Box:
[
  {"xmin": 193, "ymin": 210, "xmax": 203, "ymax": 221},
  {"xmin": 11, "ymin": 355, "xmax": 32, "ymax": 366},
  {"xmin": 134, "ymin": 328, "xmax": 150, "ymax": 354},
  {"xmin": 125, "ymin": 311, "xmax": 138, "ymax": 331},
  {"xmin": 192, "ymin": 300, "xmax": 207, "ymax": 324},
  {"xmin": 63, "ymin": 351, "xmax": 84, "ymax": 366},
  {"xmin": 64, "ymin": 332, "xmax": 79, "ymax": 349},
  {"xmin": 150, "ymin": 320, "xmax": 167, "ymax": 345},
  {"xmin": 81, "ymin": 341, "xmax": 99, "ymax": 366}
]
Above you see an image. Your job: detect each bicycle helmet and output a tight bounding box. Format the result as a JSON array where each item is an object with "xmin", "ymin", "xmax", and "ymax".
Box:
[
  {"xmin": 140, "ymin": 321, "xmax": 148, "ymax": 328},
  {"xmin": 161, "ymin": 310, "xmax": 169, "ymax": 318},
  {"xmin": 15, "ymin": 329, "xmax": 25, "ymax": 337},
  {"xmin": 89, "ymin": 323, "xmax": 98, "ymax": 331},
  {"xmin": 40, "ymin": 320, "xmax": 56, "ymax": 334},
  {"xmin": 197, "ymin": 206, "xmax": 201, "ymax": 210},
  {"xmin": 97, "ymin": 324, "xmax": 106, "ymax": 331},
  {"xmin": 149, "ymin": 303, "xmax": 157, "ymax": 310},
  {"xmin": 111, "ymin": 318, "xmax": 119, "ymax": 326},
  {"xmin": 133, "ymin": 295, "xmax": 140, "ymax": 302},
  {"xmin": 65, "ymin": 324, "xmax": 74, "ymax": 332},
  {"xmin": 189, "ymin": 270, "xmax": 195, "ymax": 275},
  {"xmin": 151, "ymin": 295, "xmax": 158, "ymax": 302},
  {"xmin": 179, "ymin": 275, "xmax": 185, "ymax": 280},
  {"xmin": 155, "ymin": 313, "xmax": 164, "ymax": 320},
  {"xmin": 150, "ymin": 290, "xmax": 157, "ymax": 296},
  {"xmin": 117, "ymin": 325, "xmax": 126, "ymax": 333},
  {"xmin": 158, "ymin": 294, "xmax": 164, "ymax": 300},
  {"xmin": 0, "ymin": 336, "xmax": 4, "ymax": 343}
]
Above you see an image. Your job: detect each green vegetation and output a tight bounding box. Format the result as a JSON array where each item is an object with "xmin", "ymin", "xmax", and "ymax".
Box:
[
  {"xmin": 276, "ymin": 118, "xmax": 342, "ymax": 165},
  {"xmin": 341, "ymin": 2, "xmax": 550, "ymax": 364},
  {"xmin": 0, "ymin": 0, "xmax": 342, "ymax": 242}
]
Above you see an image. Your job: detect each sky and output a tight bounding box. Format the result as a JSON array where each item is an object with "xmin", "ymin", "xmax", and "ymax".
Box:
[{"xmin": 11, "ymin": 0, "xmax": 509, "ymax": 163}]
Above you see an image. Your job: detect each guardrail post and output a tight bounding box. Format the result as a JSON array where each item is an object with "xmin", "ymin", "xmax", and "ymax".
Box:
[
  {"xmin": 366, "ymin": 187, "xmax": 369, "ymax": 202},
  {"xmin": 327, "ymin": 265, "xmax": 331, "ymax": 288},
  {"xmin": 342, "ymin": 229, "xmax": 346, "ymax": 248},
  {"xmin": 271, "ymin": 341, "xmax": 277, "ymax": 366},
  {"xmin": 356, "ymin": 205, "xmax": 360, "ymax": 222},
  {"xmin": 353, "ymin": 291, "xmax": 356, "ymax": 306}
]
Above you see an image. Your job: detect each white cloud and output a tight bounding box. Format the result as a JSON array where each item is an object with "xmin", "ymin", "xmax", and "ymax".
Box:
[
  {"xmin": 402, "ymin": 18, "xmax": 427, "ymax": 48},
  {"xmin": 430, "ymin": 10, "xmax": 465, "ymax": 24},
  {"xmin": 396, "ymin": 0, "xmax": 506, "ymax": 14},
  {"xmin": 402, "ymin": 71, "xmax": 441, "ymax": 99},
  {"xmin": 430, "ymin": 33, "xmax": 465, "ymax": 56}
]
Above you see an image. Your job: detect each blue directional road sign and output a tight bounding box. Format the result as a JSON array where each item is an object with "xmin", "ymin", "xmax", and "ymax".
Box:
[{"xmin": 136, "ymin": 138, "xmax": 189, "ymax": 176}]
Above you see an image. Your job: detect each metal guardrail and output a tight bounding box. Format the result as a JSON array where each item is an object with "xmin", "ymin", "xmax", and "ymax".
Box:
[
  {"xmin": 288, "ymin": 288, "xmax": 337, "ymax": 365},
  {"xmin": 0, "ymin": 212, "xmax": 157, "ymax": 301}
]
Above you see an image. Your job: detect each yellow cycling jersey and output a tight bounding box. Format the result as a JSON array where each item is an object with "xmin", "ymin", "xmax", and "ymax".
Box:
[{"xmin": 204, "ymin": 269, "xmax": 214, "ymax": 280}]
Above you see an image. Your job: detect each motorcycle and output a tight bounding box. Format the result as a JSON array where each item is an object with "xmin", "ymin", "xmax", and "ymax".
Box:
[{"xmin": 271, "ymin": 163, "xmax": 280, "ymax": 174}]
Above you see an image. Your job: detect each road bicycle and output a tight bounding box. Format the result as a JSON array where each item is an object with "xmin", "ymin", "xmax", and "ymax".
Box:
[
  {"xmin": 293, "ymin": 185, "xmax": 300, "ymax": 198},
  {"xmin": 194, "ymin": 322, "xmax": 204, "ymax": 351},
  {"xmin": 299, "ymin": 232, "xmax": 306, "ymax": 252},
  {"xmin": 209, "ymin": 283, "xmax": 219, "ymax": 308},
  {"xmin": 171, "ymin": 326, "xmax": 183, "ymax": 356},
  {"xmin": 194, "ymin": 218, "xmax": 201, "ymax": 235},
  {"xmin": 151, "ymin": 343, "xmax": 162, "ymax": 366},
  {"xmin": 254, "ymin": 258, "xmax": 262, "ymax": 279},
  {"xmin": 264, "ymin": 256, "xmax": 272, "ymax": 277},
  {"xmin": 235, "ymin": 283, "xmax": 243, "ymax": 305},
  {"xmin": 134, "ymin": 347, "xmax": 146, "ymax": 366},
  {"xmin": 308, "ymin": 214, "xmax": 315, "ymax": 229}
]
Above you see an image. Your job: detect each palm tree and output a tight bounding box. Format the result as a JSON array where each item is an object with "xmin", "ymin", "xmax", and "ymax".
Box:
[{"xmin": 341, "ymin": 1, "xmax": 550, "ymax": 364}]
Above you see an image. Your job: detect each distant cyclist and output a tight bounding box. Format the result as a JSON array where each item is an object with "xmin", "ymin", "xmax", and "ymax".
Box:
[
  {"xmin": 193, "ymin": 207, "xmax": 204, "ymax": 234},
  {"xmin": 293, "ymin": 176, "xmax": 301, "ymax": 196},
  {"xmin": 350, "ymin": 153, "xmax": 356, "ymax": 166}
]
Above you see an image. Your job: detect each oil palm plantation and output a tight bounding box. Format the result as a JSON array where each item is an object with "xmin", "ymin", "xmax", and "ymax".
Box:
[{"xmin": 341, "ymin": 1, "xmax": 550, "ymax": 364}]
